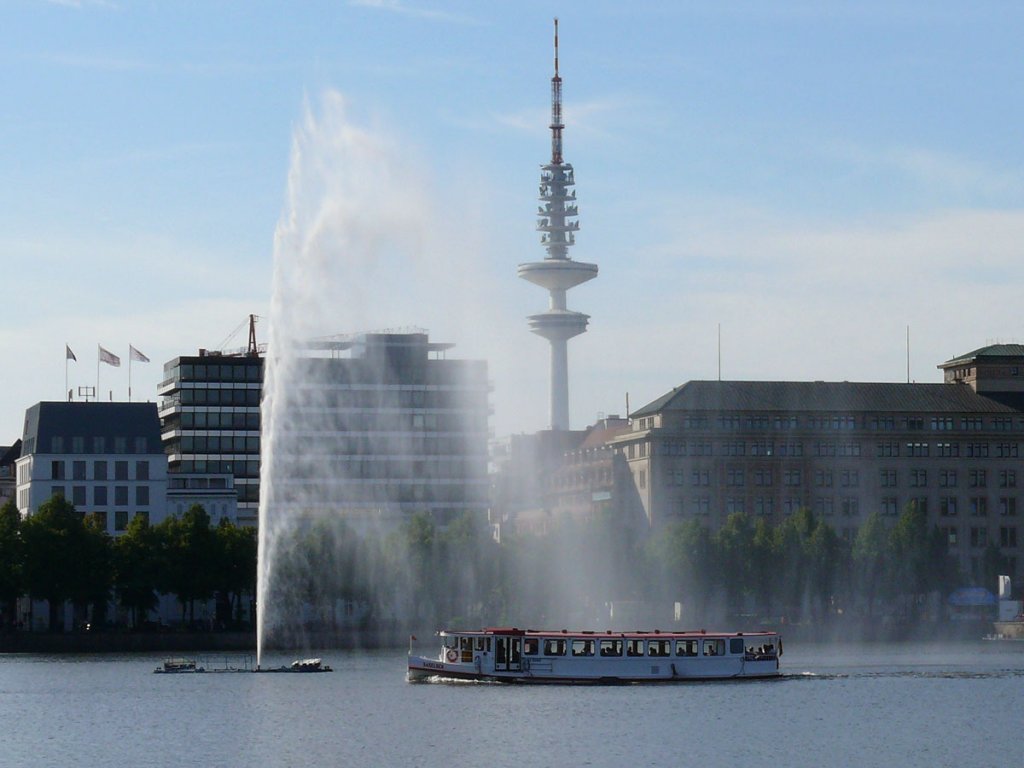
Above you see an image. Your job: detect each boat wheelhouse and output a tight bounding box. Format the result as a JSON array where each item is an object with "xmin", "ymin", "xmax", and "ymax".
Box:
[{"xmin": 408, "ymin": 627, "xmax": 782, "ymax": 684}]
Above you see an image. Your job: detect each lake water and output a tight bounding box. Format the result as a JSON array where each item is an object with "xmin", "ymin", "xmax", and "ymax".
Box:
[{"xmin": 1, "ymin": 641, "xmax": 1021, "ymax": 767}]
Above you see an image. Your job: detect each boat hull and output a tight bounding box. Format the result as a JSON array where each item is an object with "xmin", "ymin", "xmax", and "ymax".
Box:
[{"xmin": 407, "ymin": 655, "xmax": 780, "ymax": 684}]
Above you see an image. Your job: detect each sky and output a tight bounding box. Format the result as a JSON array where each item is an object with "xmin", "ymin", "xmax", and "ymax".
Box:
[{"xmin": 3, "ymin": 0, "xmax": 1024, "ymax": 442}]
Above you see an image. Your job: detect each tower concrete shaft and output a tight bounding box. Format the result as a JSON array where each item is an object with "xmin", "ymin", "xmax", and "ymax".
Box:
[{"xmin": 517, "ymin": 19, "xmax": 598, "ymax": 431}]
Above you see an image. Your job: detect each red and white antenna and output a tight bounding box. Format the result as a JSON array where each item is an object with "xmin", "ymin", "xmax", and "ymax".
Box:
[{"xmin": 550, "ymin": 17, "xmax": 563, "ymax": 164}]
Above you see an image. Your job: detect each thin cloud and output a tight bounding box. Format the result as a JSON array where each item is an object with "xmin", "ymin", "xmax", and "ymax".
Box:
[{"xmin": 348, "ymin": 0, "xmax": 481, "ymax": 25}]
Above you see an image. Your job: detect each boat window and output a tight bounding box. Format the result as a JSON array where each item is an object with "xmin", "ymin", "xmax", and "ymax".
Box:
[
  {"xmin": 625, "ymin": 639, "xmax": 644, "ymax": 657},
  {"xmin": 523, "ymin": 638, "xmax": 539, "ymax": 655},
  {"xmin": 543, "ymin": 638, "xmax": 567, "ymax": 656},
  {"xmin": 460, "ymin": 637, "xmax": 473, "ymax": 651},
  {"xmin": 571, "ymin": 639, "xmax": 595, "ymax": 657},
  {"xmin": 702, "ymin": 639, "xmax": 726, "ymax": 657},
  {"xmin": 444, "ymin": 636, "xmax": 458, "ymax": 649},
  {"xmin": 729, "ymin": 638, "xmax": 745, "ymax": 655},
  {"xmin": 599, "ymin": 639, "xmax": 622, "ymax": 657},
  {"xmin": 675, "ymin": 639, "xmax": 698, "ymax": 657},
  {"xmin": 647, "ymin": 639, "xmax": 671, "ymax": 657},
  {"xmin": 475, "ymin": 637, "xmax": 486, "ymax": 651}
]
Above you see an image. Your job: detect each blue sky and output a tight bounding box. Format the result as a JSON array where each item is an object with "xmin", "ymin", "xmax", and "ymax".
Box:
[{"xmin": 3, "ymin": 1, "xmax": 1024, "ymax": 440}]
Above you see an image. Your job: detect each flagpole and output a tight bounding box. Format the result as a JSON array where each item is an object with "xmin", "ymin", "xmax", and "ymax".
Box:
[
  {"xmin": 65, "ymin": 353, "xmax": 69, "ymax": 401},
  {"xmin": 128, "ymin": 347, "xmax": 132, "ymax": 403},
  {"xmin": 96, "ymin": 345, "xmax": 100, "ymax": 400}
]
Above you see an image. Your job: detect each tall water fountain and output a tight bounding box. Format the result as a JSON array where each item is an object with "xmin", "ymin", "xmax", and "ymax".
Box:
[{"xmin": 255, "ymin": 92, "xmax": 489, "ymax": 666}]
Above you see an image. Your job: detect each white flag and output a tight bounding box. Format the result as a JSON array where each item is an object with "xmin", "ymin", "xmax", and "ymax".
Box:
[
  {"xmin": 98, "ymin": 345, "xmax": 121, "ymax": 367},
  {"xmin": 130, "ymin": 345, "xmax": 150, "ymax": 363},
  {"xmin": 65, "ymin": 344, "xmax": 77, "ymax": 362}
]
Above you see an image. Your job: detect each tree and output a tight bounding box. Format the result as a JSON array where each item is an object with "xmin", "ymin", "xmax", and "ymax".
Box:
[
  {"xmin": 21, "ymin": 495, "xmax": 101, "ymax": 631},
  {"xmin": 852, "ymin": 511, "xmax": 891, "ymax": 616},
  {"xmin": 158, "ymin": 504, "xmax": 218, "ymax": 624},
  {"xmin": 215, "ymin": 519, "xmax": 257, "ymax": 627},
  {"xmin": 0, "ymin": 500, "xmax": 23, "ymax": 628},
  {"xmin": 112, "ymin": 514, "xmax": 163, "ymax": 628}
]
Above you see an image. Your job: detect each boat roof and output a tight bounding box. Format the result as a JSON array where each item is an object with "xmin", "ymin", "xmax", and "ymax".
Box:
[{"xmin": 441, "ymin": 627, "xmax": 777, "ymax": 639}]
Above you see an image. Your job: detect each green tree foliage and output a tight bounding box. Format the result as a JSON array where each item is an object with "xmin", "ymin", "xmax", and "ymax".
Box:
[
  {"xmin": 156, "ymin": 504, "xmax": 218, "ymax": 624},
  {"xmin": 112, "ymin": 514, "xmax": 163, "ymax": 628},
  {"xmin": 21, "ymin": 495, "xmax": 110, "ymax": 631},
  {"xmin": 0, "ymin": 500, "xmax": 23, "ymax": 627}
]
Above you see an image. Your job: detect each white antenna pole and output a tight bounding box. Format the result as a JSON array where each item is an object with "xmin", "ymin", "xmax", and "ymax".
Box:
[{"xmin": 906, "ymin": 325, "xmax": 910, "ymax": 383}]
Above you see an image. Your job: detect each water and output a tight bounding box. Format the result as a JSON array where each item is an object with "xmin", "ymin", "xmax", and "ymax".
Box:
[{"xmin": 2, "ymin": 642, "xmax": 1020, "ymax": 767}]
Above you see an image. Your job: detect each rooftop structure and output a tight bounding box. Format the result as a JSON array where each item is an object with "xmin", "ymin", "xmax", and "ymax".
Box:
[{"xmin": 517, "ymin": 19, "xmax": 598, "ymax": 431}]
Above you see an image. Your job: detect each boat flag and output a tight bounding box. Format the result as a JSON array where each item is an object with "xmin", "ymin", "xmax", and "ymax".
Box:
[
  {"xmin": 99, "ymin": 345, "xmax": 121, "ymax": 367},
  {"xmin": 129, "ymin": 345, "xmax": 150, "ymax": 363},
  {"xmin": 65, "ymin": 344, "xmax": 77, "ymax": 362}
]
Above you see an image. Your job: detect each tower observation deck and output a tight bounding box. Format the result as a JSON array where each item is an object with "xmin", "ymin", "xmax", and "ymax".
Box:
[{"xmin": 517, "ymin": 19, "xmax": 598, "ymax": 431}]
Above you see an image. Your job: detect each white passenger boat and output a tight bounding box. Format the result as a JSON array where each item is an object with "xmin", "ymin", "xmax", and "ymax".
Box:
[{"xmin": 408, "ymin": 627, "xmax": 782, "ymax": 684}]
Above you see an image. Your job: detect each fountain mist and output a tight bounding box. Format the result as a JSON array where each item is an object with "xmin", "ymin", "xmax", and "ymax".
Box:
[{"xmin": 257, "ymin": 91, "xmax": 434, "ymax": 665}]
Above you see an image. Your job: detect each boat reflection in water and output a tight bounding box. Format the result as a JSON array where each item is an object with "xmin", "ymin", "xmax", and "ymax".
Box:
[{"xmin": 408, "ymin": 627, "xmax": 782, "ymax": 684}]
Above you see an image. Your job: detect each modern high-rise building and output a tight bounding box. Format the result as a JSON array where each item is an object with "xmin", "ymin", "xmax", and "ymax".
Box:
[
  {"xmin": 262, "ymin": 331, "xmax": 489, "ymax": 528},
  {"xmin": 612, "ymin": 343, "xmax": 1024, "ymax": 585},
  {"xmin": 518, "ymin": 19, "xmax": 597, "ymax": 431},
  {"xmin": 158, "ymin": 350, "xmax": 263, "ymax": 526}
]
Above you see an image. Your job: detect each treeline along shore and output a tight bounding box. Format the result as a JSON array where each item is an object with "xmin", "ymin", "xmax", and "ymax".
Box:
[{"xmin": 0, "ymin": 494, "xmax": 1003, "ymax": 652}]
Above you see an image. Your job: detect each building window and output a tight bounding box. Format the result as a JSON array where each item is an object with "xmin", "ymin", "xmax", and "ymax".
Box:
[
  {"xmin": 966, "ymin": 443, "xmax": 989, "ymax": 458},
  {"xmin": 882, "ymin": 497, "xmax": 899, "ymax": 516},
  {"xmin": 906, "ymin": 443, "xmax": 929, "ymax": 458},
  {"xmin": 726, "ymin": 469, "xmax": 744, "ymax": 487},
  {"xmin": 92, "ymin": 436, "xmax": 106, "ymax": 453},
  {"xmin": 940, "ymin": 497, "xmax": 958, "ymax": 517},
  {"xmin": 969, "ymin": 469, "xmax": 987, "ymax": 488},
  {"xmin": 51, "ymin": 461, "xmax": 65, "ymax": 480},
  {"xmin": 1000, "ymin": 470, "xmax": 1017, "ymax": 489},
  {"xmin": 755, "ymin": 497, "xmax": 774, "ymax": 516},
  {"xmin": 880, "ymin": 469, "xmax": 898, "ymax": 488},
  {"xmin": 51, "ymin": 436, "xmax": 64, "ymax": 453},
  {"xmin": 815, "ymin": 470, "xmax": 833, "ymax": 488},
  {"xmin": 1000, "ymin": 526, "xmax": 1018, "ymax": 548},
  {"xmin": 691, "ymin": 470, "xmax": 710, "ymax": 486},
  {"xmin": 114, "ymin": 510, "xmax": 129, "ymax": 532},
  {"xmin": 726, "ymin": 498, "xmax": 745, "ymax": 515},
  {"xmin": 72, "ymin": 486, "xmax": 86, "ymax": 506},
  {"xmin": 135, "ymin": 486, "xmax": 149, "ymax": 506},
  {"xmin": 970, "ymin": 527, "xmax": 988, "ymax": 548},
  {"xmin": 970, "ymin": 497, "xmax": 988, "ymax": 517},
  {"xmin": 136, "ymin": 461, "xmax": 150, "ymax": 481},
  {"xmin": 962, "ymin": 417, "xmax": 983, "ymax": 431},
  {"xmin": 942, "ymin": 527, "xmax": 958, "ymax": 547},
  {"xmin": 936, "ymin": 443, "xmax": 958, "ymax": 458},
  {"xmin": 1000, "ymin": 498, "xmax": 1017, "ymax": 517},
  {"xmin": 841, "ymin": 470, "xmax": 859, "ymax": 487},
  {"xmin": 93, "ymin": 486, "xmax": 108, "ymax": 506},
  {"xmin": 115, "ymin": 461, "xmax": 129, "ymax": 480},
  {"xmin": 73, "ymin": 461, "xmax": 86, "ymax": 480},
  {"xmin": 754, "ymin": 469, "xmax": 772, "ymax": 487},
  {"xmin": 783, "ymin": 498, "xmax": 803, "ymax": 515},
  {"xmin": 910, "ymin": 469, "xmax": 928, "ymax": 488},
  {"xmin": 114, "ymin": 486, "xmax": 128, "ymax": 506},
  {"xmin": 939, "ymin": 470, "xmax": 957, "ymax": 488},
  {"xmin": 815, "ymin": 497, "xmax": 834, "ymax": 516},
  {"xmin": 50, "ymin": 486, "xmax": 65, "ymax": 499},
  {"xmin": 784, "ymin": 469, "xmax": 802, "ymax": 486},
  {"xmin": 692, "ymin": 497, "xmax": 710, "ymax": 515},
  {"xmin": 840, "ymin": 497, "xmax": 859, "ymax": 517},
  {"xmin": 638, "ymin": 470, "xmax": 646, "ymax": 489},
  {"xmin": 877, "ymin": 442, "xmax": 899, "ymax": 458},
  {"xmin": 996, "ymin": 443, "xmax": 1019, "ymax": 459},
  {"xmin": 910, "ymin": 497, "xmax": 928, "ymax": 515},
  {"xmin": 94, "ymin": 460, "xmax": 107, "ymax": 481},
  {"xmin": 114, "ymin": 437, "xmax": 127, "ymax": 454}
]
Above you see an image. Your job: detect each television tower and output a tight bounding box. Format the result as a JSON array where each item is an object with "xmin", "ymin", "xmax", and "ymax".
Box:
[{"xmin": 517, "ymin": 18, "xmax": 598, "ymax": 431}]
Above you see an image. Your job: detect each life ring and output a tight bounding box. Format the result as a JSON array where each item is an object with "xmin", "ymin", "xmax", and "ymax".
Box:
[{"xmin": 446, "ymin": 649, "xmax": 458, "ymax": 663}]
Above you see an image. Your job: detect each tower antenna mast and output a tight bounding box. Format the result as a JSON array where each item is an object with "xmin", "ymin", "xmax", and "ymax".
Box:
[{"xmin": 517, "ymin": 19, "xmax": 599, "ymax": 431}]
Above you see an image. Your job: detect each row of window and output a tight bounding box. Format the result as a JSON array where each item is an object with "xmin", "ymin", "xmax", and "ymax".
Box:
[
  {"xmin": 50, "ymin": 460, "xmax": 151, "ymax": 482},
  {"xmin": 656, "ymin": 440, "xmax": 1020, "ymax": 459},
  {"xmin": 660, "ymin": 467, "xmax": 1016, "ymax": 489},
  {"xmin": 176, "ymin": 411, "xmax": 259, "ymax": 430},
  {"xmin": 48, "ymin": 436, "xmax": 151, "ymax": 455},
  {"xmin": 668, "ymin": 496, "xmax": 1019, "ymax": 521},
  {"xmin": 940, "ymin": 526, "xmax": 1018, "ymax": 548},
  {"xmin": 665, "ymin": 415, "xmax": 1017, "ymax": 432},
  {"xmin": 51, "ymin": 484, "xmax": 150, "ymax": 507},
  {"xmin": 519, "ymin": 636, "xmax": 739, "ymax": 659}
]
